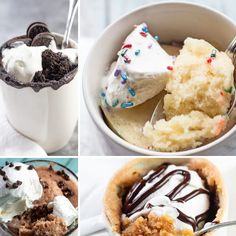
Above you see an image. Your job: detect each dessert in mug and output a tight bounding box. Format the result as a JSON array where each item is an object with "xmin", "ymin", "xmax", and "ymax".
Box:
[
  {"xmin": 104, "ymin": 159, "xmax": 225, "ymax": 236},
  {"xmin": 0, "ymin": 22, "xmax": 78, "ymax": 89},
  {"xmin": 0, "ymin": 22, "xmax": 78, "ymax": 153},
  {"xmin": 100, "ymin": 23, "xmax": 235, "ymax": 152},
  {"xmin": 0, "ymin": 161, "xmax": 78, "ymax": 236}
]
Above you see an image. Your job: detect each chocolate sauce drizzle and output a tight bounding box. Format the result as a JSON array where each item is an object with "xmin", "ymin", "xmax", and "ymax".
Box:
[{"xmin": 123, "ymin": 164, "xmax": 210, "ymax": 231}]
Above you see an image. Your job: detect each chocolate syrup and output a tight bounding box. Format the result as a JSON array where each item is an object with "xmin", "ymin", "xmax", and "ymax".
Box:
[{"xmin": 123, "ymin": 164, "xmax": 210, "ymax": 231}]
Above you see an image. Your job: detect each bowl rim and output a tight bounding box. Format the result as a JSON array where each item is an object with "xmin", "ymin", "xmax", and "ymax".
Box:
[{"xmin": 82, "ymin": 1, "xmax": 236, "ymax": 156}]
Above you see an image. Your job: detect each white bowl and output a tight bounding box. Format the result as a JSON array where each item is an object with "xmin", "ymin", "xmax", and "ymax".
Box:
[{"xmin": 83, "ymin": 2, "xmax": 236, "ymax": 156}]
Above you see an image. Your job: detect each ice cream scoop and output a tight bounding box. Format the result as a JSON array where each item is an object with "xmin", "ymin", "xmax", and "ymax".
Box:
[
  {"xmin": 0, "ymin": 162, "xmax": 43, "ymax": 222},
  {"xmin": 101, "ymin": 23, "xmax": 173, "ymax": 109},
  {"xmin": 122, "ymin": 164, "xmax": 210, "ymax": 232}
]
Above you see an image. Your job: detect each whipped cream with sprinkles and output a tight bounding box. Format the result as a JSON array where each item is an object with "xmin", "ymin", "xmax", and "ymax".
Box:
[{"xmin": 101, "ymin": 23, "xmax": 173, "ymax": 109}]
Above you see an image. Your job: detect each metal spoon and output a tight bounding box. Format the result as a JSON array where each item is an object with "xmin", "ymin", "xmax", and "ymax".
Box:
[
  {"xmin": 225, "ymin": 36, "xmax": 236, "ymax": 115},
  {"xmin": 61, "ymin": 0, "xmax": 79, "ymax": 49},
  {"xmin": 194, "ymin": 221, "xmax": 236, "ymax": 236},
  {"xmin": 150, "ymin": 94, "xmax": 165, "ymax": 125},
  {"xmin": 150, "ymin": 37, "xmax": 236, "ymax": 125}
]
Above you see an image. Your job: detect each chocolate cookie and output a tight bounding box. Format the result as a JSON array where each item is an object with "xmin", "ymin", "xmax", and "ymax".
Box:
[
  {"xmin": 31, "ymin": 32, "xmax": 55, "ymax": 47},
  {"xmin": 27, "ymin": 22, "xmax": 50, "ymax": 39}
]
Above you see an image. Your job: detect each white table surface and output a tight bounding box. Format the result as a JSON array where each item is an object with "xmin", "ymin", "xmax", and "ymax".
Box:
[
  {"xmin": 80, "ymin": 37, "xmax": 236, "ymax": 156},
  {"xmin": 80, "ymin": 157, "xmax": 236, "ymax": 236}
]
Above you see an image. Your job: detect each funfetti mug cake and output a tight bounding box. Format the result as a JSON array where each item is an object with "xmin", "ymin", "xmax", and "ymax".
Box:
[
  {"xmin": 100, "ymin": 23, "xmax": 234, "ymax": 153},
  {"xmin": 0, "ymin": 22, "xmax": 78, "ymax": 153},
  {"xmin": 83, "ymin": 2, "xmax": 236, "ymax": 156}
]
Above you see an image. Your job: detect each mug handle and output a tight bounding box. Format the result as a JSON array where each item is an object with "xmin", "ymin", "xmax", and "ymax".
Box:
[{"xmin": 80, "ymin": 215, "xmax": 106, "ymax": 235}]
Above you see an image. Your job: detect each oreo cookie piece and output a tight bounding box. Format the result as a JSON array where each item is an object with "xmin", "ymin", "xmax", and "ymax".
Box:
[
  {"xmin": 27, "ymin": 22, "xmax": 50, "ymax": 39},
  {"xmin": 31, "ymin": 32, "xmax": 55, "ymax": 47}
]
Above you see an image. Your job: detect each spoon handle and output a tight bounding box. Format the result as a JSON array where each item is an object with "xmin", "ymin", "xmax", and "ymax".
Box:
[
  {"xmin": 195, "ymin": 221, "xmax": 236, "ymax": 236},
  {"xmin": 62, "ymin": 0, "xmax": 79, "ymax": 49}
]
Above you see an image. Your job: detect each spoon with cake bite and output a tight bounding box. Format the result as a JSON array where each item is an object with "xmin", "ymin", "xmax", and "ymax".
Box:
[
  {"xmin": 150, "ymin": 36, "xmax": 236, "ymax": 126},
  {"xmin": 194, "ymin": 220, "xmax": 236, "ymax": 235}
]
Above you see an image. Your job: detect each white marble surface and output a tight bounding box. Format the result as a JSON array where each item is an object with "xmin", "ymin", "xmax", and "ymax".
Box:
[
  {"xmin": 80, "ymin": 37, "xmax": 236, "ymax": 156},
  {"xmin": 80, "ymin": 157, "xmax": 236, "ymax": 235}
]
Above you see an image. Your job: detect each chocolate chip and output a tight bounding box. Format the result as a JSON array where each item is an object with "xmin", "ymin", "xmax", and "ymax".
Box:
[
  {"xmin": 62, "ymin": 187, "xmax": 73, "ymax": 197},
  {"xmin": 27, "ymin": 22, "xmax": 50, "ymax": 39},
  {"xmin": 56, "ymin": 170, "xmax": 70, "ymax": 181},
  {"xmin": 48, "ymin": 165, "xmax": 53, "ymax": 171},
  {"xmin": 31, "ymin": 32, "xmax": 55, "ymax": 47},
  {"xmin": 40, "ymin": 180, "xmax": 48, "ymax": 189},
  {"xmin": 63, "ymin": 174, "xmax": 70, "ymax": 181},
  {"xmin": 12, "ymin": 183, "xmax": 18, "ymax": 189},
  {"xmin": 9, "ymin": 163, "xmax": 14, "ymax": 167},
  {"xmin": 5, "ymin": 183, "xmax": 10, "ymax": 188},
  {"xmin": 57, "ymin": 181, "xmax": 64, "ymax": 188},
  {"xmin": 28, "ymin": 165, "xmax": 34, "ymax": 170},
  {"xmin": 0, "ymin": 169, "xmax": 6, "ymax": 176},
  {"xmin": 15, "ymin": 166, "xmax": 21, "ymax": 171},
  {"xmin": 5, "ymin": 161, "xmax": 9, "ymax": 166},
  {"xmin": 3, "ymin": 176, "xmax": 8, "ymax": 181},
  {"xmin": 16, "ymin": 180, "xmax": 22, "ymax": 186}
]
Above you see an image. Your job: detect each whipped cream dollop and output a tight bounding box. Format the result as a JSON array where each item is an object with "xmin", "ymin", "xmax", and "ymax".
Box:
[
  {"xmin": 2, "ymin": 40, "xmax": 78, "ymax": 83},
  {"xmin": 101, "ymin": 23, "xmax": 173, "ymax": 109},
  {"xmin": 122, "ymin": 164, "xmax": 210, "ymax": 232},
  {"xmin": 2, "ymin": 44, "xmax": 47, "ymax": 83},
  {"xmin": 0, "ymin": 162, "xmax": 43, "ymax": 222},
  {"xmin": 48, "ymin": 195, "xmax": 77, "ymax": 226}
]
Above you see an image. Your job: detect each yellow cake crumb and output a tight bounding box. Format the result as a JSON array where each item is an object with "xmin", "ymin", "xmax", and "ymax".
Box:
[
  {"xmin": 122, "ymin": 213, "xmax": 194, "ymax": 236},
  {"xmin": 143, "ymin": 111, "xmax": 227, "ymax": 152}
]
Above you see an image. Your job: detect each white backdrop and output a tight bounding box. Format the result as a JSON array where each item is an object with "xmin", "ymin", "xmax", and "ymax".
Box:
[{"xmin": 81, "ymin": 0, "xmax": 236, "ymax": 37}]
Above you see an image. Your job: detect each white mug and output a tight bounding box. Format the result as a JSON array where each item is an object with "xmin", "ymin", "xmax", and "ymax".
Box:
[
  {"xmin": 0, "ymin": 33, "xmax": 78, "ymax": 154},
  {"xmin": 83, "ymin": 1, "xmax": 236, "ymax": 156}
]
